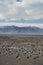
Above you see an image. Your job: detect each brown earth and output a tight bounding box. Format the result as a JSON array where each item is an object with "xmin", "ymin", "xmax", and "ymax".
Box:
[{"xmin": 0, "ymin": 36, "xmax": 43, "ymax": 65}]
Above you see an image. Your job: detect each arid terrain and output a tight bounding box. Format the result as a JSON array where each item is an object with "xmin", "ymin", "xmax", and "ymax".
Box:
[{"xmin": 0, "ymin": 36, "xmax": 43, "ymax": 65}]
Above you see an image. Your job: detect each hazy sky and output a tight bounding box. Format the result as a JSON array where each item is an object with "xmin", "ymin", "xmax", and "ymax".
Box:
[{"xmin": 0, "ymin": 0, "xmax": 43, "ymax": 27}]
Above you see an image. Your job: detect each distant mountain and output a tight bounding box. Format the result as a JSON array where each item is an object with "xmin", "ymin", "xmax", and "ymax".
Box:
[{"xmin": 0, "ymin": 26, "xmax": 43, "ymax": 35}]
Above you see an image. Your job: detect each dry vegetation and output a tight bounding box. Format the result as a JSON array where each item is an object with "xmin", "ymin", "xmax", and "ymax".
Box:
[{"xmin": 0, "ymin": 36, "xmax": 43, "ymax": 65}]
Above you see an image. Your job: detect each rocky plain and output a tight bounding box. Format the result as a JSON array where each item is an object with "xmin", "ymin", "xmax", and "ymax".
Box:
[{"xmin": 0, "ymin": 36, "xmax": 43, "ymax": 65}]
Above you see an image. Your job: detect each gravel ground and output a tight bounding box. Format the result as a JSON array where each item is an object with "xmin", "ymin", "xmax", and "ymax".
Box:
[{"xmin": 0, "ymin": 36, "xmax": 43, "ymax": 65}]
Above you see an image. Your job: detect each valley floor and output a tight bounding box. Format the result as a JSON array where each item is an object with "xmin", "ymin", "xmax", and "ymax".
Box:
[{"xmin": 0, "ymin": 36, "xmax": 43, "ymax": 65}]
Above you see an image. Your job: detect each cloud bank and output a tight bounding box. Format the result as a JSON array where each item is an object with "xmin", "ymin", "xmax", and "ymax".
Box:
[
  {"xmin": 0, "ymin": 0, "xmax": 43, "ymax": 20},
  {"xmin": 0, "ymin": 0, "xmax": 43, "ymax": 28}
]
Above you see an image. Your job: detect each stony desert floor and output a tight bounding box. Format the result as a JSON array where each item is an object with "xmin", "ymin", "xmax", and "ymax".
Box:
[{"xmin": 0, "ymin": 36, "xmax": 43, "ymax": 65}]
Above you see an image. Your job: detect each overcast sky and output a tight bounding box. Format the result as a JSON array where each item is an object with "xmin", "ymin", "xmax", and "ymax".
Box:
[{"xmin": 0, "ymin": 0, "xmax": 43, "ymax": 28}]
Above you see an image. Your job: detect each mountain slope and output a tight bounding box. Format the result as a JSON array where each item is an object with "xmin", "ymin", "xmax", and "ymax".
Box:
[{"xmin": 0, "ymin": 26, "xmax": 43, "ymax": 34}]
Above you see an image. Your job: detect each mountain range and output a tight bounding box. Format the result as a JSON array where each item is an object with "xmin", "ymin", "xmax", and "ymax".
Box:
[{"xmin": 0, "ymin": 26, "xmax": 43, "ymax": 35}]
